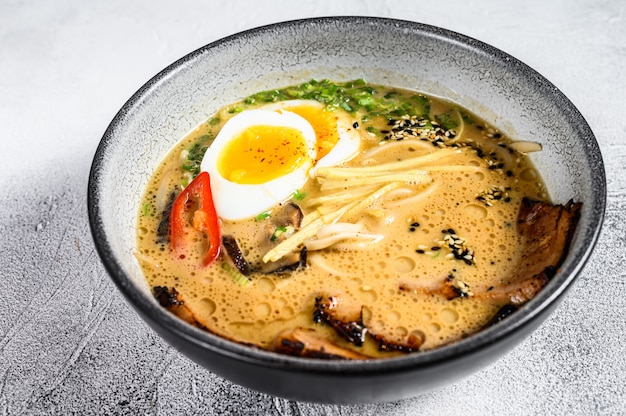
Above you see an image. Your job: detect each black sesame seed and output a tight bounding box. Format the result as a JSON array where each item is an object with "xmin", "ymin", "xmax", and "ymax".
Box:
[
  {"xmin": 506, "ymin": 170, "xmax": 513, "ymax": 177},
  {"xmin": 352, "ymin": 122, "xmax": 359, "ymax": 129},
  {"xmin": 416, "ymin": 249, "xmax": 425, "ymax": 254},
  {"xmin": 411, "ymin": 222, "xmax": 420, "ymax": 227}
]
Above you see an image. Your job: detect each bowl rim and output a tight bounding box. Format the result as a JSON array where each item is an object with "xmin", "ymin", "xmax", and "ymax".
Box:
[{"xmin": 88, "ymin": 16, "xmax": 606, "ymax": 375}]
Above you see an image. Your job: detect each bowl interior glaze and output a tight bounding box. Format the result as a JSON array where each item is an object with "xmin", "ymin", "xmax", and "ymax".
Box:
[{"xmin": 89, "ymin": 17, "xmax": 605, "ymax": 403}]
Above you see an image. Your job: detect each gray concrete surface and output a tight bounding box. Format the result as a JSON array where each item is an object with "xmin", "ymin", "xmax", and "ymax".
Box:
[{"xmin": 1, "ymin": 1, "xmax": 624, "ymax": 414}]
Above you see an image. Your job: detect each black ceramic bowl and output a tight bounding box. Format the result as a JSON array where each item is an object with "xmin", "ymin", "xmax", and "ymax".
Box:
[{"xmin": 88, "ymin": 17, "xmax": 605, "ymax": 403}]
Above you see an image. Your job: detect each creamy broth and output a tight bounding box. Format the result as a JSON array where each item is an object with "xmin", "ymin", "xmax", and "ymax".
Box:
[{"xmin": 136, "ymin": 80, "xmax": 553, "ymax": 358}]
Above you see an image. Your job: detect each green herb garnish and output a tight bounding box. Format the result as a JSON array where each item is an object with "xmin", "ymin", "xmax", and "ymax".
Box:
[
  {"xmin": 182, "ymin": 135, "xmax": 211, "ymax": 178},
  {"xmin": 221, "ymin": 262, "xmax": 252, "ymax": 287},
  {"xmin": 256, "ymin": 211, "xmax": 271, "ymax": 221},
  {"xmin": 435, "ymin": 113, "xmax": 459, "ymax": 130},
  {"xmin": 270, "ymin": 226, "xmax": 288, "ymax": 242},
  {"xmin": 141, "ymin": 202, "xmax": 153, "ymax": 217},
  {"xmin": 460, "ymin": 111, "xmax": 475, "ymax": 125},
  {"xmin": 292, "ymin": 190, "xmax": 306, "ymax": 201},
  {"xmin": 242, "ymin": 79, "xmax": 431, "ymax": 120}
]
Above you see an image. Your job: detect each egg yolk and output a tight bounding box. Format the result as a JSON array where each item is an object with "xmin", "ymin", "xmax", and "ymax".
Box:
[
  {"xmin": 285, "ymin": 105, "xmax": 340, "ymax": 162},
  {"xmin": 217, "ymin": 125, "xmax": 310, "ymax": 184}
]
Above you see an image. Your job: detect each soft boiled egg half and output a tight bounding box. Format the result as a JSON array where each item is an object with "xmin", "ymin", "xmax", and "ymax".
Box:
[{"xmin": 200, "ymin": 100, "xmax": 361, "ymax": 220}]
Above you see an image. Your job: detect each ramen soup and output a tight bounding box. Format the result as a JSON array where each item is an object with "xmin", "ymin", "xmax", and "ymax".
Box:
[{"xmin": 136, "ymin": 80, "xmax": 581, "ymax": 359}]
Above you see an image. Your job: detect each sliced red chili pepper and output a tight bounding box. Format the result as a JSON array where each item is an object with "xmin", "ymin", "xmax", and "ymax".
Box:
[{"xmin": 170, "ymin": 171, "xmax": 221, "ymax": 266}]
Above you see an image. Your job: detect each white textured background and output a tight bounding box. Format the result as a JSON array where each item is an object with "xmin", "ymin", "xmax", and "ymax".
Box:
[{"xmin": 1, "ymin": 1, "xmax": 624, "ymax": 415}]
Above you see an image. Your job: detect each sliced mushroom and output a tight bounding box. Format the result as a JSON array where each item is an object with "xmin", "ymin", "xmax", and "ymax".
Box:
[
  {"xmin": 222, "ymin": 235, "xmax": 252, "ymax": 275},
  {"xmin": 256, "ymin": 203, "xmax": 307, "ymax": 274},
  {"xmin": 220, "ymin": 203, "xmax": 308, "ymax": 275},
  {"xmin": 258, "ymin": 247, "xmax": 307, "ymax": 274},
  {"xmin": 155, "ymin": 191, "xmax": 177, "ymax": 244},
  {"xmin": 272, "ymin": 202, "xmax": 304, "ymax": 231}
]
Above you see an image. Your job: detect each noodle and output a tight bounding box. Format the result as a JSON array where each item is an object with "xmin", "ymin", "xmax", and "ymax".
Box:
[{"xmin": 360, "ymin": 139, "xmax": 434, "ymax": 160}]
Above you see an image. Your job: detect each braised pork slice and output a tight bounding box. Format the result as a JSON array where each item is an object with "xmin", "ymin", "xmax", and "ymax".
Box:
[
  {"xmin": 313, "ymin": 295, "xmax": 423, "ymax": 353},
  {"xmin": 400, "ymin": 198, "xmax": 581, "ymax": 306},
  {"xmin": 477, "ymin": 198, "xmax": 582, "ymax": 305},
  {"xmin": 153, "ymin": 286, "xmax": 204, "ymax": 328},
  {"xmin": 274, "ymin": 328, "xmax": 369, "ymax": 360},
  {"xmin": 482, "ymin": 304, "xmax": 519, "ymax": 328},
  {"xmin": 517, "ymin": 198, "xmax": 582, "ymax": 275},
  {"xmin": 309, "ymin": 199, "xmax": 582, "ymax": 357},
  {"xmin": 399, "ymin": 274, "xmax": 471, "ymax": 301},
  {"xmin": 313, "ymin": 296, "xmax": 367, "ymax": 346}
]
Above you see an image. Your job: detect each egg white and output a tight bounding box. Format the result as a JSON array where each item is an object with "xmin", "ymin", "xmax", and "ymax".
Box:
[{"xmin": 200, "ymin": 109, "xmax": 317, "ymax": 220}]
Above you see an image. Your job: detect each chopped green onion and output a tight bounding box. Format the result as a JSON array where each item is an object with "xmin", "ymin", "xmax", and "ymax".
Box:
[
  {"xmin": 141, "ymin": 202, "xmax": 153, "ymax": 217},
  {"xmin": 292, "ymin": 190, "xmax": 306, "ymax": 201},
  {"xmin": 228, "ymin": 106, "xmax": 244, "ymax": 114},
  {"xmin": 242, "ymin": 79, "xmax": 432, "ymax": 121},
  {"xmin": 181, "ymin": 135, "xmax": 211, "ymax": 178},
  {"xmin": 435, "ymin": 113, "xmax": 459, "ymax": 130},
  {"xmin": 256, "ymin": 211, "xmax": 271, "ymax": 221},
  {"xmin": 460, "ymin": 111, "xmax": 475, "ymax": 125},
  {"xmin": 271, "ymin": 226, "xmax": 288, "ymax": 242},
  {"xmin": 221, "ymin": 263, "xmax": 252, "ymax": 287}
]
